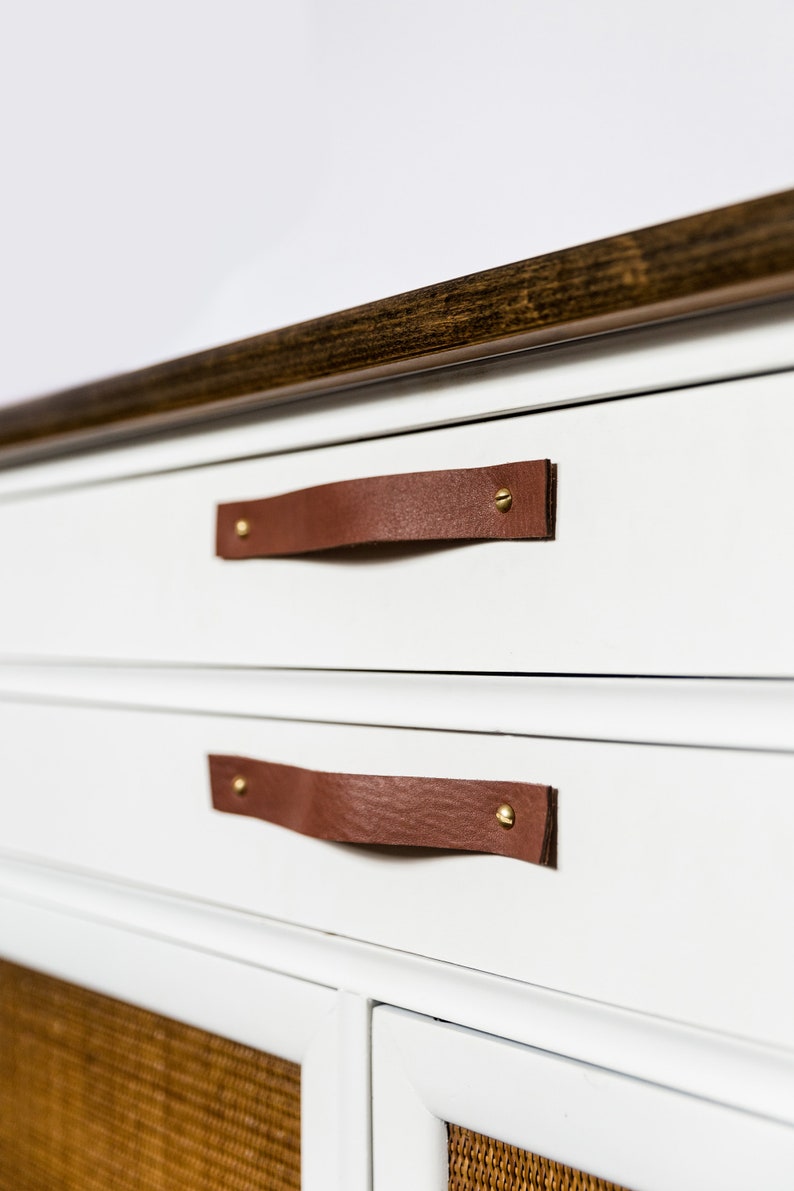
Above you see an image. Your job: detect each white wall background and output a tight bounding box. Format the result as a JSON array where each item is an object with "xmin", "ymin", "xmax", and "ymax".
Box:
[{"xmin": 0, "ymin": 0, "xmax": 792, "ymax": 405}]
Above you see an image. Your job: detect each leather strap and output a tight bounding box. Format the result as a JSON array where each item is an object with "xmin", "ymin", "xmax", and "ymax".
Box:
[
  {"xmin": 209, "ymin": 754, "xmax": 556, "ymax": 866},
  {"xmin": 216, "ymin": 459, "xmax": 554, "ymax": 558}
]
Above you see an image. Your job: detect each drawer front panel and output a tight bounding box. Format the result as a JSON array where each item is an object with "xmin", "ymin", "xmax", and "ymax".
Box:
[
  {"xmin": 1, "ymin": 371, "xmax": 793, "ymax": 675},
  {"xmin": 1, "ymin": 698, "xmax": 792, "ymax": 1048}
]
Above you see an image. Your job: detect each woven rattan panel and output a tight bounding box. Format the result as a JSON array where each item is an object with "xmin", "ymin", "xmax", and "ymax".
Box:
[
  {"xmin": 448, "ymin": 1124, "xmax": 632, "ymax": 1191},
  {"xmin": 0, "ymin": 959, "xmax": 301, "ymax": 1191}
]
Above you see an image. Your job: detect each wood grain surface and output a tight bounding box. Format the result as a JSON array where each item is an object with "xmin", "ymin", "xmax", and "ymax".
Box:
[
  {"xmin": 1, "ymin": 188, "xmax": 793, "ymax": 457},
  {"xmin": 0, "ymin": 958, "xmax": 301, "ymax": 1191}
]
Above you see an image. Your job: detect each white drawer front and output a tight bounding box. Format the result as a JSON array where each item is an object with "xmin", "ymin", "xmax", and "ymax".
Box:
[
  {"xmin": 1, "ymin": 697, "xmax": 792, "ymax": 1049},
  {"xmin": 1, "ymin": 371, "xmax": 793, "ymax": 675}
]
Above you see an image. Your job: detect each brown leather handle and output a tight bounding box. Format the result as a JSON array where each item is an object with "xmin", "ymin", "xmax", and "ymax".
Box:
[
  {"xmin": 216, "ymin": 459, "xmax": 555, "ymax": 558},
  {"xmin": 209, "ymin": 754, "xmax": 556, "ymax": 866}
]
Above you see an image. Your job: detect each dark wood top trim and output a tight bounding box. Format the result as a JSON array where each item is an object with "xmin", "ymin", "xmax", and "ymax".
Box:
[{"xmin": 2, "ymin": 188, "xmax": 794, "ymax": 460}]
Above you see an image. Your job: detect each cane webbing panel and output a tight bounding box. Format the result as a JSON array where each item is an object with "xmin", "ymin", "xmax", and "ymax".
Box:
[
  {"xmin": 448, "ymin": 1124, "xmax": 632, "ymax": 1191},
  {"xmin": 0, "ymin": 959, "xmax": 301, "ymax": 1191}
]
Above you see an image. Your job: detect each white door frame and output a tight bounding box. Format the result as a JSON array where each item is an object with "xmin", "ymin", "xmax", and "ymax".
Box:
[{"xmin": 372, "ymin": 1005, "xmax": 794, "ymax": 1191}]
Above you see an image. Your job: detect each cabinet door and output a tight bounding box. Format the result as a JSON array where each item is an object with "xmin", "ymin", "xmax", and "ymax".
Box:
[
  {"xmin": 0, "ymin": 959, "xmax": 301, "ymax": 1191},
  {"xmin": 0, "ymin": 886, "xmax": 365, "ymax": 1191},
  {"xmin": 372, "ymin": 1007, "xmax": 794, "ymax": 1191}
]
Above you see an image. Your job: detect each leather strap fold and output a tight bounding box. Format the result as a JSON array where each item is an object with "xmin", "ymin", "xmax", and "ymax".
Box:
[
  {"xmin": 209, "ymin": 754, "xmax": 556, "ymax": 866},
  {"xmin": 216, "ymin": 459, "xmax": 554, "ymax": 558}
]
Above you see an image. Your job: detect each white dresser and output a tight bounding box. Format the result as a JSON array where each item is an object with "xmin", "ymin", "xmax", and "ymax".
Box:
[{"xmin": 1, "ymin": 191, "xmax": 794, "ymax": 1190}]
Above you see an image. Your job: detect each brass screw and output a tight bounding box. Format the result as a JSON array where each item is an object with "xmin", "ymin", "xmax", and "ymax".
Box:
[
  {"xmin": 235, "ymin": 518, "xmax": 250, "ymax": 538},
  {"xmin": 494, "ymin": 487, "xmax": 513, "ymax": 513},
  {"xmin": 495, "ymin": 803, "xmax": 516, "ymax": 830},
  {"xmin": 232, "ymin": 775, "xmax": 248, "ymax": 797}
]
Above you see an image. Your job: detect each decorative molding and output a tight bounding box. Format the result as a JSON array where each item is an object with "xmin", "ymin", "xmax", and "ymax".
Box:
[
  {"xmin": 0, "ymin": 663, "xmax": 791, "ymax": 752},
  {"xmin": 1, "ymin": 851, "xmax": 792, "ymax": 1129}
]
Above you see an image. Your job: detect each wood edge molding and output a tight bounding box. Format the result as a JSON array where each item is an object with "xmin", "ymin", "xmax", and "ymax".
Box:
[
  {"xmin": 2, "ymin": 188, "xmax": 794, "ymax": 462},
  {"xmin": 1, "ymin": 273, "xmax": 794, "ymax": 472}
]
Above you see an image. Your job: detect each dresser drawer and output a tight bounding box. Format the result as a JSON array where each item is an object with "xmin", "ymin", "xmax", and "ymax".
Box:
[
  {"xmin": 1, "ymin": 370, "xmax": 793, "ymax": 675},
  {"xmin": 2, "ymin": 697, "xmax": 793, "ymax": 1048}
]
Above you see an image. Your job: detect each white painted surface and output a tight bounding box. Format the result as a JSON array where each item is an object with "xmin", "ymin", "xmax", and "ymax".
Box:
[
  {"xmin": 303, "ymin": 990, "xmax": 373, "ymax": 1191},
  {"xmin": 334, "ymin": 993, "xmax": 373, "ymax": 1191},
  {"xmin": 2, "ymin": 663, "xmax": 793, "ymax": 752},
  {"xmin": 373, "ymin": 1013, "xmax": 447, "ymax": 1191},
  {"xmin": 2, "ymin": 371, "xmax": 793, "ymax": 675},
  {"xmin": 3, "ymin": 851, "xmax": 793, "ymax": 1128},
  {"xmin": 0, "ymin": 892, "xmax": 334, "ymax": 1063},
  {"xmin": 1, "ymin": 699, "xmax": 793, "ymax": 1048},
  {"xmin": 373, "ymin": 1008, "xmax": 794, "ymax": 1191},
  {"xmin": 2, "ymin": 1, "xmax": 794, "ymax": 404}
]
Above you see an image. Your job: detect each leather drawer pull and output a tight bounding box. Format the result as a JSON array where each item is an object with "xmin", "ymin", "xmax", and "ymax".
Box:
[
  {"xmin": 209, "ymin": 754, "xmax": 556, "ymax": 866},
  {"xmin": 216, "ymin": 459, "xmax": 555, "ymax": 558}
]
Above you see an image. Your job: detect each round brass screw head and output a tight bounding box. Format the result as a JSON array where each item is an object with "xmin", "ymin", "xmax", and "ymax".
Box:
[
  {"xmin": 495, "ymin": 803, "xmax": 516, "ymax": 830},
  {"xmin": 232, "ymin": 775, "xmax": 248, "ymax": 797},
  {"xmin": 494, "ymin": 487, "xmax": 513, "ymax": 513},
  {"xmin": 234, "ymin": 518, "xmax": 251, "ymax": 539}
]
